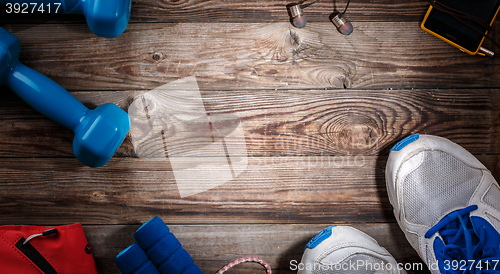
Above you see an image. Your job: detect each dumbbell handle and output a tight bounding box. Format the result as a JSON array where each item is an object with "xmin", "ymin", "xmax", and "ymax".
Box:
[{"xmin": 7, "ymin": 62, "xmax": 89, "ymax": 132}]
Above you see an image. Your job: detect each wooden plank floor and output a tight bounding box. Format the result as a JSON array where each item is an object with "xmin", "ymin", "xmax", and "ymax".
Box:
[{"xmin": 1, "ymin": 1, "xmax": 500, "ymax": 273}]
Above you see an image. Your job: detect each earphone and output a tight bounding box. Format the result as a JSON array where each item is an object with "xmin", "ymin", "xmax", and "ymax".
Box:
[
  {"xmin": 330, "ymin": 11, "xmax": 353, "ymax": 35},
  {"xmin": 288, "ymin": 0, "xmax": 319, "ymax": 29},
  {"xmin": 289, "ymin": 4, "xmax": 308, "ymax": 28},
  {"xmin": 288, "ymin": 0, "xmax": 353, "ymax": 35}
]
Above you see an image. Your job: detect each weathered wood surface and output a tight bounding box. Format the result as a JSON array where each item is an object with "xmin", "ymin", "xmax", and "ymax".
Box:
[
  {"xmin": 0, "ymin": 22, "xmax": 498, "ymax": 92},
  {"xmin": 0, "ymin": 0, "xmax": 498, "ymax": 273},
  {"xmin": 0, "ymin": 155, "xmax": 497, "ymax": 226},
  {"xmin": 1, "ymin": 0, "xmax": 430, "ymax": 24},
  {"xmin": 0, "ymin": 88, "xmax": 498, "ymax": 157},
  {"xmin": 86, "ymin": 223, "xmax": 428, "ymax": 274},
  {"xmin": 0, "ymin": 156, "xmax": 396, "ymax": 225}
]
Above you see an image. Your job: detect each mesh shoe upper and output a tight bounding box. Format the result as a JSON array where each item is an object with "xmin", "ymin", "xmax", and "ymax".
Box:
[
  {"xmin": 298, "ymin": 226, "xmax": 404, "ymax": 274},
  {"xmin": 386, "ymin": 134, "xmax": 500, "ymax": 274},
  {"xmin": 403, "ymin": 150, "xmax": 482, "ymax": 228}
]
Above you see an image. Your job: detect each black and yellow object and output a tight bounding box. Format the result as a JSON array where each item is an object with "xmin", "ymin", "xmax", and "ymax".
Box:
[{"xmin": 421, "ymin": 0, "xmax": 500, "ymax": 56}]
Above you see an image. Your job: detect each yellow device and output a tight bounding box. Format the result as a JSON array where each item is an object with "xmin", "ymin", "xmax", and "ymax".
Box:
[{"xmin": 421, "ymin": 0, "xmax": 500, "ymax": 56}]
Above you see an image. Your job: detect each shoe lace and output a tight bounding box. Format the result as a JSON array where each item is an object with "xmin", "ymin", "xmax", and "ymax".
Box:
[{"xmin": 425, "ymin": 205, "xmax": 500, "ymax": 273}]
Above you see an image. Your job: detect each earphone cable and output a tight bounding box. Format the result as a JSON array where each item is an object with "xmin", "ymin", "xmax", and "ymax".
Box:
[
  {"xmin": 430, "ymin": 0, "xmax": 500, "ymax": 54},
  {"xmin": 343, "ymin": 0, "xmax": 351, "ymax": 14},
  {"xmin": 300, "ymin": 0, "xmax": 320, "ymax": 9}
]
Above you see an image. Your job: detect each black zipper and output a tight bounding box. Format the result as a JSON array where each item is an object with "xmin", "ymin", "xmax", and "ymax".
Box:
[{"xmin": 15, "ymin": 237, "xmax": 58, "ymax": 274}]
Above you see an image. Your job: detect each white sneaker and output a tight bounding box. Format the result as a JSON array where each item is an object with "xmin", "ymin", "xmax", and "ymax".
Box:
[
  {"xmin": 386, "ymin": 134, "xmax": 500, "ymax": 273},
  {"xmin": 297, "ymin": 226, "xmax": 404, "ymax": 273}
]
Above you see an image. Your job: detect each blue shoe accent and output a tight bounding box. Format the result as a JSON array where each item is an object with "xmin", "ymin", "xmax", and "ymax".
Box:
[
  {"xmin": 390, "ymin": 134, "xmax": 420, "ymax": 152},
  {"xmin": 427, "ymin": 205, "xmax": 500, "ymax": 273},
  {"xmin": 305, "ymin": 226, "xmax": 336, "ymax": 253}
]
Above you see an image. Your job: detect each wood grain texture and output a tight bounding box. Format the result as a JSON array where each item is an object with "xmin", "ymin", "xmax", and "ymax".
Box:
[
  {"xmin": 0, "ymin": 155, "xmax": 498, "ymax": 226},
  {"xmin": 126, "ymin": 0, "xmax": 430, "ymax": 23},
  {"xmin": 2, "ymin": 22, "xmax": 498, "ymax": 92},
  {"xmin": 0, "ymin": 0, "xmax": 430, "ymax": 24},
  {"xmin": 0, "ymin": 88, "xmax": 497, "ymax": 158},
  {"xmin": 0, "ymin": 156, "xmax": 394, "ymax": 225},
  {"xmin": 1, "ymin": 1, "xmax": 499, "ymax": 273},
  {"xmin": 86, "ymin": 223, "xmax": 428, "ymax": 274}
]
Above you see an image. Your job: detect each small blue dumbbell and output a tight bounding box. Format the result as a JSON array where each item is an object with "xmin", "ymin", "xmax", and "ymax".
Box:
[
  {"xmin": 116, "ymin": 243, "xmax": 161, "ymax": 274},
  {"xmin": 135, "ymin": 217, "xmax": 203, "ymax": 274},
  {"xmin": 1, "ymin": 0, "xmax": 131, "ymax": 38},
  {"xmin": 0, "ymin": 27, "xmax": 130, "ymax": 167}
]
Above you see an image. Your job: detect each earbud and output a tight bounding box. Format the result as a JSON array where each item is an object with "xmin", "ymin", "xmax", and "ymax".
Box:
[
  {"xmin": 290, "ymin": 4, "xmax": 307, "ymax": 28},
  {"xmin": 288, "ymin": 0, "xmax": 354, "ymax": 35},
  {"xmin": 288, "ymin": 0, "xmax": 319, "ymax": 29},
  {"xmin": 331, "ymin": 11, "xmax": 353, "ymax": 35}
]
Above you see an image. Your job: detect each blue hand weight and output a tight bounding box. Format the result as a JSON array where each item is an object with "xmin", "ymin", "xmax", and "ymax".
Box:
[
  {"xmin": 134, "ymin": 217, "xmax": 203, "ymax": 274},
  {"xmin": 1, "ymin": 0, "xmax": 131, "ymax": 38},
  {"xmin": 116, "ymin": 243, "xmax": 161, "ymax": 274},
  {"xmin": 0, "ymin": 27, "xmax": 130, "ymax": 167}
]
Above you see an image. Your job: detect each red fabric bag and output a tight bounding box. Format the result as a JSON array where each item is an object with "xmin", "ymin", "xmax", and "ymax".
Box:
[{"xmin": 0, "ymin": 223, "xmax": 99, "ymax": 274}]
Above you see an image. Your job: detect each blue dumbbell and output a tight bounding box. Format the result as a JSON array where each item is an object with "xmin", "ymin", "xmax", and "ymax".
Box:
[
  {"xmin": 116, "ymin": 243, "xmax": 161, "ymax": 274},
  {"xmin": 134, "ymin": 217, "xmax": 203, "ymax": 274},
  {"xmin": 0, "ymin": 27, "xmax": 130, "ymax": 167},
  {"xmin": 1, "ymin": 0, "xmax": 131, "ymax": 38}
]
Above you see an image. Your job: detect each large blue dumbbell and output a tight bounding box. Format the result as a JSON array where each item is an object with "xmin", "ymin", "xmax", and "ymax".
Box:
[
  {"xmin": 134, "ymin": 217, "xmax": 203, "ymax": 274},
  {"xmin": 0, "ymin": 27, "xmax": 130, "ymax": 167},
  {"xmin": 1, "ymin": 0, "xmax": 131, "ymax": 38},
  {"xmin": 116, "ymin": 243, "xmax": 161, "ymax": 274}
]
